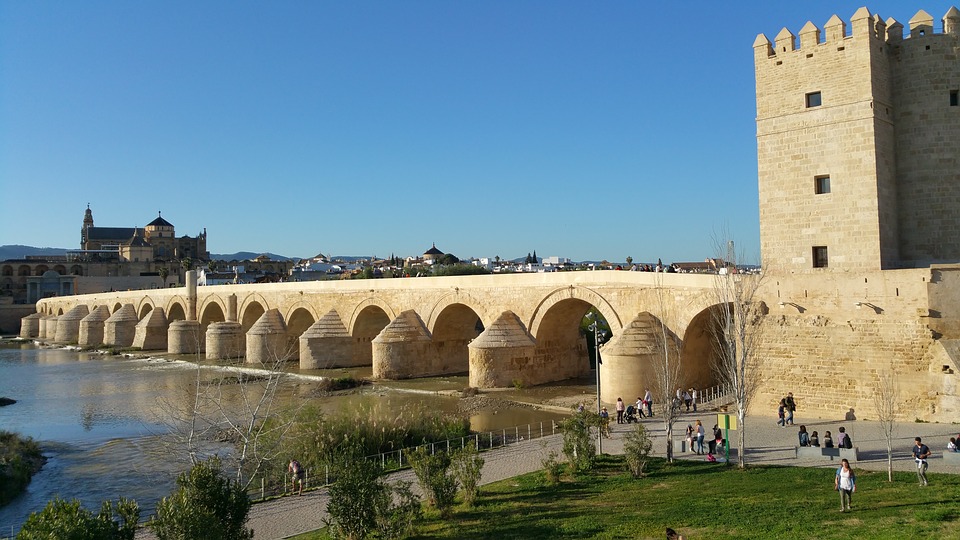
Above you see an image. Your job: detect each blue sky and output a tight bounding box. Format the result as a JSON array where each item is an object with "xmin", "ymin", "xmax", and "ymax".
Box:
[{"xmin": 2, "ymin": 2, "xmax": 954, "ymax": 263}]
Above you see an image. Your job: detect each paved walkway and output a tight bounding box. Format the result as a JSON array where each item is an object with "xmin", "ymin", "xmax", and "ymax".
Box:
[
  {"xmin": 233, "ymin": 411, "xmax": 960, "ymax": 539},
  {"xmin": 133, "ymin": 410, "xmax": 960, "ymax": 539}
]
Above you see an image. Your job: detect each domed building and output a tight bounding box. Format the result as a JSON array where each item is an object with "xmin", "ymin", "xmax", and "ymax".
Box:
[
  {"xmin": 80, "ymin": 206, "xmax": 208, "ymax": 262},
  {"xmin": 423, "ymin": 243, "xmax": 444, "ymax": 265}
]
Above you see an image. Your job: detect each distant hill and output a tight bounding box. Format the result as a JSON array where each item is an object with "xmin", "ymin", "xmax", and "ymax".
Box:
[{"xmin": 0, "ymin": 245, "xmax": 69, "ymax": 260}]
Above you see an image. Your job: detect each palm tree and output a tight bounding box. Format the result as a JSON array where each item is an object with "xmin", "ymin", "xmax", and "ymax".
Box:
[{"xmin": 158, "ymin": 267, "xmax": 169, "ymax": 285}]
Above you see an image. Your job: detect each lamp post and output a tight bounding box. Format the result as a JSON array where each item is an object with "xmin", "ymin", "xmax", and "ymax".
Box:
[{"xmin": 587, "ymin": 312, "xmax": 602, "ymax": 454}]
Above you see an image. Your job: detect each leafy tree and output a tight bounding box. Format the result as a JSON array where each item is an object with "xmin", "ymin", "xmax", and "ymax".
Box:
[
  {"xmin": 560, "ymin": 409, "xmax": 597, "ymax": 473},
  {"xmin": 408, "ymin": 447, "xmax": 457, "ymax": 517},
  {"xmin": 18, "ymin": 497, "xmax": 139, "ymax": 540},
  {"xmin": 532, "ymin": 250, "xmax": 537, "ymax": 262},
  {"xmin": 626, "ymin": 256, "xmax": 633, "ymax": 266},
  {"xmin": 438, "ymin": 253, "xmax": 460, "ymax": 266},
  {"xmin": 433, "ymin": 264, "xmax": 490, "ymax": 277},
  {"xmin": 158, "ymin": 266, "xmax": 170, "ymax": 284},
  {"xmin": 525, "ymin": 253, "xmax": 533, "ymax": 264},
  {"xmin": 149, "ymin": 458, "xmax": 252, "ymax": 540},
  {"xmin": 451, "ymin": 444, "xmax": 484, "ymax": 507},
  {"xmin": 180, "ymin": 257, "xmax": 193, "ymax": 273}
]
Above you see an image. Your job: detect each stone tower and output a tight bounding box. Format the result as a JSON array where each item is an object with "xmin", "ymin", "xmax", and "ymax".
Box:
[
  {"xmin": 754, "ymin": 7, "xmax": 960, "ymax": 273},
  {"xmin": 81, "ymin": 204, "xmax": 94, "ymax": 249},
  {"xmin": 144, "ymin": 212, "xmax": 176, "ymax": 260}
]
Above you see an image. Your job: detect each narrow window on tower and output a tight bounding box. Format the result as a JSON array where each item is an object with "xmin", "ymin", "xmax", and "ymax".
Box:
[
  {"xmin": 815, "ymin": 175, "xmax": 831, "ymax": 194},
  {"xmin": 806, "ymin": 91, "xmax": 822, "ymax": 108},
  {"xmin": 951, "ymin": 90, "xmax": 958, "ymax": 107},
  {"xmin": 812, "ymin": 246, "xmax": 829, "ymax": 268}
]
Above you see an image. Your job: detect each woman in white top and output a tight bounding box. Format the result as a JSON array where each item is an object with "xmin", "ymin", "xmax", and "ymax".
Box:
[{"xmin": 834, "ymin": 458, "xmax": 856, "ymax": 512}]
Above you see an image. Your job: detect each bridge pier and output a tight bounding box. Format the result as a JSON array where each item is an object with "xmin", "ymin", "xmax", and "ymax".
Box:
[
  {"xmin": 54, "ymin": 305, "xmax": 90, "ymax": 343},
  {"xmin": 40, "ymin": 316, "xmax": 58, "ymax": 340},
  {"xmin": 79, "ymin": 306, "xmax": 111, "ymax": 347},
  {"xmin": 468, "ymin": 311, "xmax": 538, "ymax": 388},
  {"xmin": 19, "ymin": 313, "xmax": 42, "ymax": 339},
  {"xmin": 169, "ymin": 320, "xmax": 202, "ymax": 355},
  {"xmin": 246, "ymin": 309, "xmax": 290, "ymax": 365},
  {"xmin": 206, "ymin": 321, "xmax": 244, "ymax": 360},
  {"xmin": 373, "ymin": 310, "xmax": 445, "ymax": 379},
  {"xmin": 133, "ymin": 308, "xmax": 168, "ymax": 350},
  {"xmin": 104, "ymin": 304, "xmax": 138, "ymax": 348},
  {"xmin": 599, "ymin": 314, "xmax": 668, "ymax": 406},
  {"xmin": 299, "ymin": 310, "xmax": 354, "ymax": 369}
]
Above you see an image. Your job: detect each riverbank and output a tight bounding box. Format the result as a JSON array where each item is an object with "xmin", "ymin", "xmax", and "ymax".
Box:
[{"xmin": 0, "ymin": 431, "xmax": 46, "ymax": 507}]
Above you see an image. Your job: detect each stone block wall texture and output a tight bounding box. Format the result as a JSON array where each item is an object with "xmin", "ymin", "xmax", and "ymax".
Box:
[{"xmin": 755, "ymin": 7, "xmax": 960, "ymax": 272}]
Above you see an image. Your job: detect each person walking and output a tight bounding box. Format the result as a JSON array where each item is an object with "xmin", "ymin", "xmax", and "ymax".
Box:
[
  {"xmin": 695, "ymin": 420, "xmax": 705, "ymax": 455},
  {"xmin": 913, "ymin": 437, "xmax": 932, "ymax": 486},
  {"xmin": 288, "ymin": 459, "xmax": 305, "ymax": 496},
  {"xmin": 784, "ymin": 392, "xmax": 797, "ymax": 425},
  {"xmin": 644, "ymin": 388, "xmax": 653, "ymax": 417},
  {"xmin": 691, "ymin": 388, "xmax": 698, "ymax": 412},
  {"xmin": 616, "ymin": 397, "xmax": 625, "ymax": 424},
  {"xmin": 776, "ymin": 399, "xmax": 786, "ymax": 427},
  {"xmin": 834, "ymin": 458, "xmax": 856, "ymax": 512}
]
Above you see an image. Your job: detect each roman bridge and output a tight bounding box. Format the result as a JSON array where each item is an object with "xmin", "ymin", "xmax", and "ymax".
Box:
[{"xmin": 23, "ymin": 271, "xmax": 727, "ymax": 404}]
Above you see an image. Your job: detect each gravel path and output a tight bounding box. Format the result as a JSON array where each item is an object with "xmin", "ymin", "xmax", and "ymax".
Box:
[{"xmin": 137, "ymin": 411, "xmax": 960, "ymax": 539}]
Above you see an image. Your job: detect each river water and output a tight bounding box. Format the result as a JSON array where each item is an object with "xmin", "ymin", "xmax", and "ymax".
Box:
[{"xmin": 0, "ymin": 342, "xmax": 573, "ymax": 535}]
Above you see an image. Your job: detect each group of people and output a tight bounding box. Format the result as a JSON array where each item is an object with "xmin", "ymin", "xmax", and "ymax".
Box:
[
  {"xmin": 797, "ymin": 425, "xmax": 854, "ymax": 449},
  {"xmin": 612, "ymin": 391, "xmax": 655, "ymax": 424},
  {"xmin": 675, "ymin": 388, "xmax": 699, "ymax": 412},
  {"xmin": 776, "ymin": 392, "xmax": 797, "ymax": 427},
  {"xmin": 684, "ymin": 420, "xmax": 725, "ymax": 457}
]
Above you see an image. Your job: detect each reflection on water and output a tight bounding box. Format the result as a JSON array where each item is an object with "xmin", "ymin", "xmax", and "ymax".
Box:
[{"xmin": 0, "ymin": 343, "xmax": 569, "ymax": 535}]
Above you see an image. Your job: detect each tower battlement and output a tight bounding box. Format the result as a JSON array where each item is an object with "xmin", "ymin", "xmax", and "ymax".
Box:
[
  {"xmin": 754, "ymin": 6, "xmax": 960, "ymax": 59},
  {"xmin": 754, "ymin": 6, "xmax": 960, "ymax": 273}
]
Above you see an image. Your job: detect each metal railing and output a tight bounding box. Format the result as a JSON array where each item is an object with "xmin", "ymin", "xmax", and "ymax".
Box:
[{"xmin": 246, "ymin": 417, "xmax": 563, "ymax": 501}]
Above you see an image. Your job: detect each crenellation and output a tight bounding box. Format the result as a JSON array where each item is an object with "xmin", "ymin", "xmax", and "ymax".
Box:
[{"xmin": 909, "ymin": 9, "xmax": 935, "ymax": 36}]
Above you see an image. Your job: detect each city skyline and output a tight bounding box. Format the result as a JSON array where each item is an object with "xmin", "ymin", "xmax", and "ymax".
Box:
[{"xmin": 2, "ymin": 1, "xmax": 953, "ymax": 263}]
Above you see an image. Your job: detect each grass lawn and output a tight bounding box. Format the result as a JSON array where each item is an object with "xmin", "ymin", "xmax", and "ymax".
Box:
[{"xmin": 293, "ymin": 456, "xmax": 960, "ymax": 539}]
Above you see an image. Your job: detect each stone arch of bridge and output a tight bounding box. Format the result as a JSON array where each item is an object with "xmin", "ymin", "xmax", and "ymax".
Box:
[
  {"xmin": 199, "ymin": 299, "xmax": 227, "ymax": 326},
  {"xmin": 56, "ymin": 307, "xmax": 64, "ymax": 316},
  {"xmin": 113, "ymin": 302, "xmax": 123, "ymax": 314},
  {"xmin": 348, "ymin": 298, "xmax": 395, "ymax": 366},
  {"xmin": 166, "ymin": 297, "xmax": 188, "ymax": 322},
  {"xmin": 284, "ymin": 306, "xmax": 317, "ymax": 360},
  {"xmin": 679, "ymin": 303, "xmax": 725, "ymax": 392},
  {"xmin": 239, "ymin": 293, "xmax": 271, "ymax": 329},
  {"xmin": 423, "ymin": 291, "xmax": 489, "ymax": 333},
  {"xmin": 430, "ymin": 301, "xmax": 484, "ymax": 376},
  {"xmin": 137, "ymin": 298, "xmax": 155, "ymax": 319},
  {"xmin": 346, "ymin": 297, "xmax": 396, "ymax": 336},
  {"xmin": 528, "ymin": 286, "xmax": 623, "ymax": 338},
  {"xmin": 527, "ymin": 294, "xmax": 612, "ymax": 386},
  {"xmin": 283, "ymin": 302, "xmax": 320, "ymax": 326},
  {"xmin": 240, "ymin": 300, "xmax": 267, "ymax": 332}
]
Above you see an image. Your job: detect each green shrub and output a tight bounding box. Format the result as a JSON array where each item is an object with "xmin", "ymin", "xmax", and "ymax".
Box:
[
  {"xmin": 149, "ymin": 457, "xmax": 252, "ymax": 540},
  {"xmin": 325, "ymin": 448, "xmax": 423, "ymax": 540},
  {"xmin": 560, "ymin": 409, "xmax": 597, "ymax": 473},
  {"xmin": 451, "ymin": 444, "xmax": 484, "ymax": 506},
  {"xmin": 17, "ymin": 497, "xmax": 139, "ymax": 540},
  {"xmin": 408, "ymin": 447, "xmax": 458, "ymax": 517},
  {"xmin": 541, "ymin": 450, "xmax": 565, "ymax": 486},
  {"xmin": 623, "ymin": 423, "xmax": 653, "ymax": 478}
]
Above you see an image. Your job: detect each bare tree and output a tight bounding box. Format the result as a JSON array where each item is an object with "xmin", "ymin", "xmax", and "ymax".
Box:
[
  {"xmin": 710, "ymin": 236, "xmax": 765, "ymax": 469},
  {"xmin": 161, "ymin": 333, "xmax": 302, "ymax": 490},
  {"xmin": 650, "ymin": 274, "xmax": 684, "ymax": 462},
  {"xmin": 873, "ymin": 363, "xmax": 900, "ymax": 482}
]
